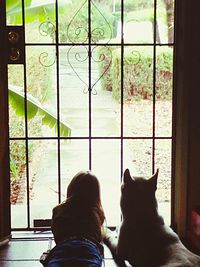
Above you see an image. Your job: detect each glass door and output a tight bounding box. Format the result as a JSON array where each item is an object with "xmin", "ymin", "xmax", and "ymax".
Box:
[{"xmin": 3, "ymin": 0, "xmax": 175, "ymax": 230}]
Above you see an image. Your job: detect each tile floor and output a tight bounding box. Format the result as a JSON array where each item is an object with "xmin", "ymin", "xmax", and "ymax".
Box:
[{"xmin": 0, "ymin": 232, "xmax": 119, "ymax": 267}]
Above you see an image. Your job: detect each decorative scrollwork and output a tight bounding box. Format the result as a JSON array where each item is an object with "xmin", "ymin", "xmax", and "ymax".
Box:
[
  {"xmin": 39, "ymin": 20, "xmax": 55, "ymax": 37},
  {"xmin": 130, "ymin": 50, "xmax": 141, "ymax": 65},
  {"xmin": 66, "ymin": 0, "xmax": 113, "ymax": 94},
  {"xmin": 67, "ymin": 45, "xmax": 89, "ymax": 92},
  {"xmin": 38, "ymin": 1, "xmax": 114, "ymax": 94},
  {"xmin": 67, "ymin": 0, "xmax": 112, "ymax": 44},
  {"xmin": 90, "ymin": 1, "xmax": 112, "ymax": 44},
  {"xmin": 66, "ymin": 44, "xmax": 112, "ymax": 94},
  {"xmin": 91, "ymin": 46, "xmax": 112, "ymax": 91},
  {"xmin": 39, "ymin": 51, "xmax": 56, "ymax": 67},
  {"xmin": 67, "ymin": 0, "xmax": 89, "ymax": 44}
]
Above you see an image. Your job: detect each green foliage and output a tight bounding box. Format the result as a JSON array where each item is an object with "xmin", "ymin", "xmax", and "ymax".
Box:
[
  {"xmin": 6, "ymin": 0, "xmax": 63, "ymax": 24},
  {"xmin": 114, "ymin": 0, "xmax": 153, "ymax": 12},
  {"xmin": 58, "ymin": 0, "xmax": 115, "ymax": 43},
  {"xmin": 9, "ymin": 140, "xmax": 26, "ymax": 182},
  {"xmin": 9, "ymin": 85, "xmax": 71, "ymax": 137},
  {"xmin": 98, "ymin": 46, "xmax": 173, "ymax": 101},
  {"xmin": 97, "ymin": 45, "xmax": 116, "ymax": 92}
]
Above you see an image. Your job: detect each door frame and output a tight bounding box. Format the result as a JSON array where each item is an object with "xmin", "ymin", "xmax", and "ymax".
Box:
[
  {"xmin": 1, "ymin": 0, "xmax": 193, "ymax": 239},
  {"xmin": 0, "ymin": 0, "xmax": 11, "ymax": 242}
]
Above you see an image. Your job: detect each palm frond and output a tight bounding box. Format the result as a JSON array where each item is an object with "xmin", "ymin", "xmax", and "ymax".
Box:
[{"xmin": 9, "ymin": 85, "xmax": 71, "ymax": 137}]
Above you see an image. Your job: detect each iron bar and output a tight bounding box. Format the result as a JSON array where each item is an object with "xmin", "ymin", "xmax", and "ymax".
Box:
[
  {"xmin": 152, "ymin": 0, "xmax": 157, "ymax": 174},
  {"xmin": 55, "ymin": 0, "xmax": 62, "ymax": 204},
  {"xmin": 9, "ymin": 0, "xmax": 175, "ymax": 230},
  {"xmin": 21, "ymin": 0, "xmax": 31, "ymax": 229},
  {"xmin": 88, "ymin": 0, "xmax": 92, "ymax": 170},
  {"xmin": 120, "ymin": 0, "xmax": 124, "ymax": 181},
  {"xmin": 10, "ymin": 136, "xmax": 173, "ymax": 140}
]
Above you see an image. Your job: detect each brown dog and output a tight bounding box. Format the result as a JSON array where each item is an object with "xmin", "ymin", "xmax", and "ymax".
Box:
[{"xmin": 104, "ymin": 169, "xmax": 200, "ymax": 267}]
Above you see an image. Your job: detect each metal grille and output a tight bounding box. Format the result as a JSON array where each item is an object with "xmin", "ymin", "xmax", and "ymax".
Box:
[{"xmin": 5, "ymin": 0, "xmax": 174, "ymax": 230}]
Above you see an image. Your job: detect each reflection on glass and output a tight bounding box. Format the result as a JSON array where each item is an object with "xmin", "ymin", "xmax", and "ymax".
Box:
[
  {"xmin": 10, "ymin": 140, "xmax": 27, "ymax": 228},
  {"xmin": 92, "ymin": 140, "xmax": 121, "ymax": 226},
  {"xmin": 123, "ymin": 46, "xmax": 153, "ymax": 137},
  {"xmin": 29, "ymin": 140, "xmax": 58, "ymax": 227},
  {"xmin": 155, "ymin": 139, "xmax": 171, "ymax": 225},
  {"xmin": 26, "ymin": 46, "xmax": 57, "ymax": 137},
  {"xmin": 155, "ymin": 46, "xmax": 173, "ymax": 137}
]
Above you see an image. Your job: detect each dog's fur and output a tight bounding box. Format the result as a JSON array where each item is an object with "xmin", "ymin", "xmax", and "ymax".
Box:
[{"xmin": 104, "ymin": 169, "xmax": 200, "ymax": 267}]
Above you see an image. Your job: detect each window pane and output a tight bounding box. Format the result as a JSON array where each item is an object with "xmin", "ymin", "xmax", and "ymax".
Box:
[
  {"xmin": 155, "ymin": 46, "xmax": 173, "ymax": 137},
  {"xmin": 123, "ymin": 46, "xmax": 153, "ymax": 137},
  {"xmin": 25, "ymin": 1, "xmax": 56, "ymax": 43},
  {"xmin": 124, "ymin": 0, "xmax": 154, "ymax": 44},
  {"xmin": 59, "ymin": 46, "xmax": 89, "ymax": 137},
  {"xmin": 6, "ymin": 0, "xmax": 22, "ymax": 26},
  {"xmin": 123, "ymin": 139, "xmax": 152, "ymax": 177},
  {"xmin": 10, "ymin": 140, "xmax": 27, "ymax": 228},
  {"xmin": 26, "ymin": 46, "xmax": 57, "ymax": 137},
  {"xmin": 155, "ymin": 139, "xmax": 171, "ymax": 225},
  {"xmin": 29, "ymin": 140, "xmax": 58, "ymax": 227},
  {"xmin": 60, "ymin": 140, "xmax": 89, "ymax": 202},
  {"xmin": 92, "ymin": 45, "xmax": 120, "ymax": 137},
  {"xmin": 8, "ymin": 64, "xmax": 25, "ymax": 138},
  {"xmin": 92, "ymin": 140, "xmax": 121, "ymax": 226},
  {"xmin": 157, "ymin": 0, "xmax": 174, "ymax": 44}
]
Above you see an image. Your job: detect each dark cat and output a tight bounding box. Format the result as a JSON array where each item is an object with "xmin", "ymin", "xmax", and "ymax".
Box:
[{"xmin": 104, "ymin": 169, "xmax": 200, "ymax": 267}]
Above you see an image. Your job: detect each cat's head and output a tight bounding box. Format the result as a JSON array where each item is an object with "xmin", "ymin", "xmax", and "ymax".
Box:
[{"xmin": 120, "ymin": 168, "xmax": 159, "ymax": 221}]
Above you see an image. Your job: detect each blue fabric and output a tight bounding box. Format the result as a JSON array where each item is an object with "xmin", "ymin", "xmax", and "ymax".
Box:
[{"xmin": 47, "ymin": 239, "xmax": 103, "ymax": 267}]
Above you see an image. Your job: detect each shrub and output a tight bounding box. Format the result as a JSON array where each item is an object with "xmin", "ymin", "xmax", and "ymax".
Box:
[{"xmin": 98, "ymin": 45, "xmax": 173, "ymax": 101}]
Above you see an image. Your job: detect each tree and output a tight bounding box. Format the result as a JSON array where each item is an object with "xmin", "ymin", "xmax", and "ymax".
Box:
[{"xmin": 163, "ymin": 0, "xmax": 174, "ymax": 43}]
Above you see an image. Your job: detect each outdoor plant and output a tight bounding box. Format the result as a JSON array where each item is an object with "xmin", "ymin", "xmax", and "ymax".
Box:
[{"xmin": 98, "ymin": 46, "xmax": 173, "ymax": 101}]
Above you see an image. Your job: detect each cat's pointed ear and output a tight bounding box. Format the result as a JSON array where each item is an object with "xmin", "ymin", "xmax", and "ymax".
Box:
[
  {"xmin": 148, "ymin": 169, "xmax": 159, "ymax": 191},
  {"xmin": 123, "ymin": 169, "xmax": 134, "ymax": 184}
]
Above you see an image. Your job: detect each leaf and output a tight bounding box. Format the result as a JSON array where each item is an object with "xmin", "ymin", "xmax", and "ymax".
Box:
[
  {"xmin": 7, "ymin": 0, "xmax": 68, "ymax": 24},
  {"xmin": 9, "ymin": 85, "xmax": 71, "ymax": 137}
]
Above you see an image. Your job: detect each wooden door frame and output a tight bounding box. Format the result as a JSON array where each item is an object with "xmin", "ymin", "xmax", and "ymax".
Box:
[
  {"xmin": 173, "ymin": 0, "xmax": 200, "ymax": 240},
  {"xmin": 0, "ymin": 0, "xmax": 11, "ymax": 243}
]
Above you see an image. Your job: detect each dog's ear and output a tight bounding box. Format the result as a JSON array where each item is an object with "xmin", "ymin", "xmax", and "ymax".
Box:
[
  {"xmin": 148, "ymin": 169, "xmax": 159, "ymax": 191},
  {"xmin": 123, "ymin": 169, "xmax": 134, "ymax": 184}
]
